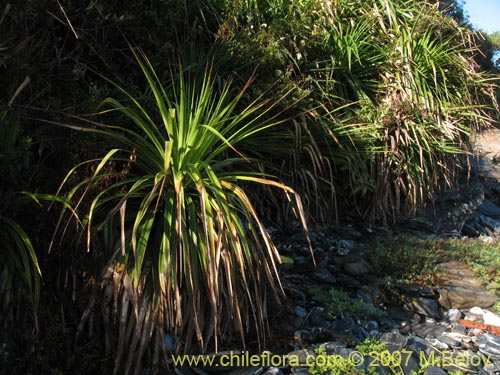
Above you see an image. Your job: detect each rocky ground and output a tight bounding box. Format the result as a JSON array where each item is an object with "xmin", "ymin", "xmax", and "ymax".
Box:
[
  {"xmin": 172, "ymin": 130, "xmax": 500, "ymax": 375},
  {"xmin": 4, "ymin": 132, "xmax": 500, "ymax": 375}
]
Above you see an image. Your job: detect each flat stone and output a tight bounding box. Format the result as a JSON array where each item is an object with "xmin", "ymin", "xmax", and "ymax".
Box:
[
  {"xmin": 312, "ymin": 268, "xmax": 337, "ymax": 284},
  {"xmin": 343, "ymin": 260, "xmax": 370, "ymax": 276},
  {"xmin": 437, "ymin": 261, "xmax": 499, "ymax": 309},
  {"xmin": 436, "ymin": 334, "xmax": 461, "ymax": 348},
  {"xmin": 378, "ymin": 316, "xmax": 401, "ymax": 330},
  {"xmin": 438, "ymin": 286, "xmax": 498, "ymax": 309},
  {"xmin": 444, "ymin": 308, "xmax": 463, "ymax": 323},
  {"xmin": 438, "ymin": 261, "xmax": 484, "ymax": 289},
  {"xmin": 441, "ymin": 331, "xmax": 473, "ymax": 347},
  {"xmin": 411, "ymin": 323, "xmax": 447, "ymax": 338},
  {"xmin": 480, "ymin": 215, "xmax": 500, "ymax": 232},
  {"xmin": 406, "ymin": 297, "xmax": 441, "ymax": 319},
  {"xmin": 294, "ymin": 306, "xmax": 307, "ymax": 318},
  {"xmin": 450, "ymin": 323, "xmax": 468, "ymax": 335},
  {"xmin": 476, "ymin": 333, "xmax": 500, "ymax": 360},
  {"xmin": 425, "ymin": 337, "xmax": 449, "ymax": 351},
  {"xmin": 329, "ymin": 317, "xmax": 354, "ymax": 335},
  {"xmin": 379, "ymin": 331, "xmax": 408, "ymax": 351},
  {"xmin": 462, "ymin": 223, "xmax": 481, "ymax": 236},
  {"xmin": 320, "ymin": 341, "xmax": 347, "ymax": 355},
  {"xmin": 479, "ymin": 200, "xmax": 500, "ymax": 218},
  {"xmin": 334, "ymin": 273, "xmax": 362, "ymax": 288},
  {"xmin": 406, "ymin": 336, "xmax": 430, "ymax": 353},
  {"xmin": 441, "ymin": 278, "xmax": 485, "ymax": 290},
  {"xmin": 287, "ymin": 349, "xmax": 316, "ymax": 365}
]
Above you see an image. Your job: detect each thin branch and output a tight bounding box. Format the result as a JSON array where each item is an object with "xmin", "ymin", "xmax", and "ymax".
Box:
[{"xmin": 56, "ymin": 0, "xmax": 79, "ymax": 39}]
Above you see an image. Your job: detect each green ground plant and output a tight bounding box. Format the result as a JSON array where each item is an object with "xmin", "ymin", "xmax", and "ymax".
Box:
[
  {"xmin": 309, "ymin": 286, "xmax": 386, "ymax": 319},
  {"xmin": 310, "ymin": 338, "xmax": 423, "ymax": 375}
]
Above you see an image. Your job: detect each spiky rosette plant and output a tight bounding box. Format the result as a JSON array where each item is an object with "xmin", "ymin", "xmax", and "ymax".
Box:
[{"xmin": 52, "ymin": 48, "xmax": 308, "ymax": 374}]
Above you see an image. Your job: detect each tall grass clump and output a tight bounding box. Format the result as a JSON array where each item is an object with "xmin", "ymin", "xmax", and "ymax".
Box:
[
  {"xmin": 51, "ymin": 48, "xmax": 307, "ymax": 374},
  {"xmin": 215, "ymin": 0, "xmax": 498, "ymax": 225}
]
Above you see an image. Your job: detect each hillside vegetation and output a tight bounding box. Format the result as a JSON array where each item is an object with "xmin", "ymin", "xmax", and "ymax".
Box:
[{"xmin": 0, "ymin": 0, "xmax": 498, "ymax": 373}]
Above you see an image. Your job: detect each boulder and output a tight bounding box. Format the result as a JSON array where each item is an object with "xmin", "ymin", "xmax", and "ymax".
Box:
[
  {"xmin": 437, "ymin": 261, "xmax": 499, "ymax": 309},
  {"xmin": 343, "ymin": 260, "xmax": 370, "ymax": 276},
  {"xmin": 438, "ymin": 286, "xmax": 498, "ymax": 309}
]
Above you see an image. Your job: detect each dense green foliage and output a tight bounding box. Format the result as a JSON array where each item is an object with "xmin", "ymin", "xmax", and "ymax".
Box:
[{"xmin": 0, "ymin": 0, "xmax": 498, "ymax": 373}]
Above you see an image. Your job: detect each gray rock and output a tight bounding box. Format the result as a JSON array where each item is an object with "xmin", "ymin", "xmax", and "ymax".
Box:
[
  {"xmin": 479, "ymin": 200, "xmax": 500, "ymax": 218},
  {"xmin": 352, "ymin": 325, "xmax": 369, "ymax": 339},
  {"xmin": 329, "ymin": 317, "xmax": 354, "ymax": 335},
  {"xmin": 287, "ymin": 349, "xmax": 316, "ymax": 365},
  {"xmin": 312, "ymin": 268, "xmax": 337, "ymax": 284},
  {"xmin": 469, "ymin": 328, "xmax": 485, "ymax": 336},
  {"xmin": 379, "ymin": 331, "xmax": 408, "ymax": 351},
  {"xmin": 451, "ymin": 323, "xmax": 468, "ymax": 335},
  {"xmin": 423, "ymin": 366, "xmax": 448, "ymax": 375},
  {"xmin": 378, "ymin": 316, "xmax": 401, "ymax": 330},
  {"xmin": 337, "ymin": 239, "xmax": 355, "ymax": 255},
  {"xmin": 436, "ymin": 334, "xmax": 461, "ymax": 348},
  {"xmin": 343, "ymin": 260, "xmax": 370, "ymax": 276},
  {"xmin": 283, "ymin": 284, "xmax": 307, "ymax": 305},
  {"xmin": 405, "ymin": 297, "xmax": 441, "ymax": 320},
  {"xmin": 438, "ymin": 286, "xmax": 498, "ymax": 309},
  {"xmin": 368, "ymin": 330, "xmax": 379, "ymax": 337},
  {"xmin": 425, "ymin": 336, "xmax": 450, "ymax": 351},
  {"xmin": 308, "ymin": 307, "xmax": 329, "ymax": 327},
  {"xmin": 480, "ymin": 215, "xmax": 500, "ymax": 232},
  {"xmin": 334, "ymin": 273, "xmax": 362, "ymax": 288},
  {"xmin": 442, "ymin": 331, "xmax": 475, "ymax": 349},
  {"xmin": 438, "ymin": 260, "xmax": 485, "ymax": 288},
  {"xmin": 445, "ymin": 308, "xmax": 463, "ymax": 323},
  {"xmin": 294, "ymin": 306, "xmax": 307, "ymax": 318},
  {"xmin": 406, "ymin": 336, "xmax": 430, "ymax": 352},
  {"xmin": 462, "ymin": 222, "xmax": 482, "ymax": 236},
  {"xmin": 411, "ymin": 323, "xmax": 447, "ymax": 338},
  {"xmin": 476, "ymin": 333, "xmax": 500, "ymax": 360},
  {"xmin": 365, "ymin": 320, "xmax": 379, "ymax": 332},
  {"xmin": 320, "ymin": 341, "xmax": 347, "ymax": 354}
]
